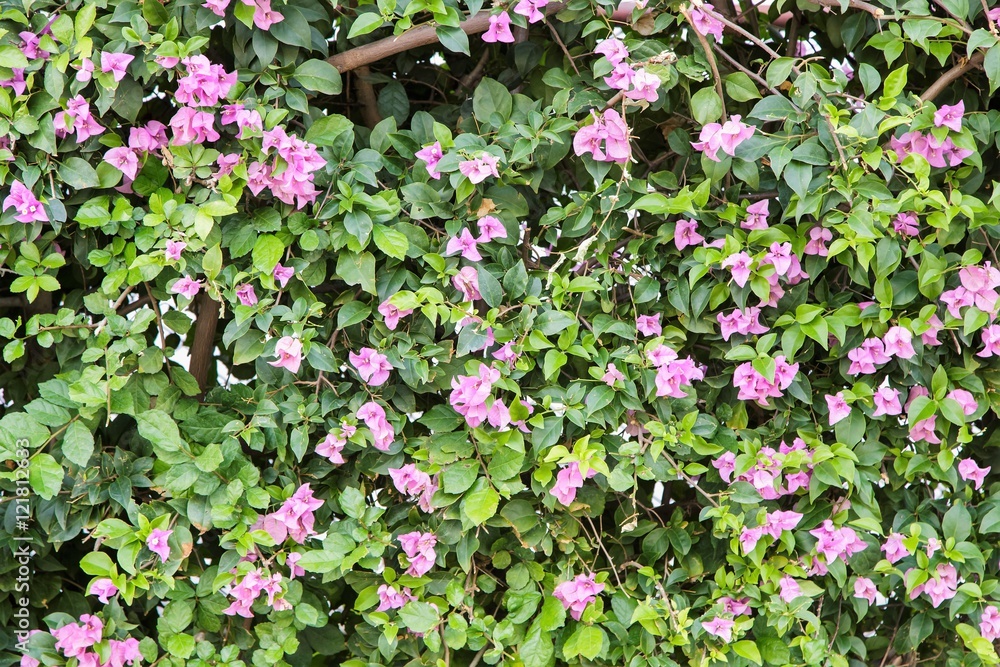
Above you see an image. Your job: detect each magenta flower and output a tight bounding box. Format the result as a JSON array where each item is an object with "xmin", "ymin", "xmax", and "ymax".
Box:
[
  {"xmin": 235, "ymin": 284, "xmax": 258, "ymax": 306},
  {"xmin": 252, "ymin": 0, "xmax": 284, "ymax": 29},
  {"xmin": 594, "ymin": 37, "xmax": 629, "ymax": 66},
  {"xmin": 398, "ymin": 531, "xmax": 437, "ymax": 577},
  {"xmin": 415, "ymin": 141, "xmax": 444, "ymax": 179},
  {"xmin": 3, "ymin": 180, "xmax": 48, "ymax": 223},
  {"xmin": 958, "ymin": 458, "xmax": 990, "ymax": 489},
  {"xmin": 513, "ymin": 0, "xmax": 548, "ymax": 22},
  {"xmin": 947, "ymin": 388, "xmax": 978, "ymax": 416},
  {"xmin": 170, "ymin": 277, "xmax": 203, "ymax": 298},
  {"xmin": 349, "ymin": 347, "xmax": 392, "ymax": 386},
  {"xmin": 921, "ymin": 313, "xmax": 944, "ymax": 346},
  {"xmin": 712, "ymin": 451, "xmax": 736, "ymax": 483},
  {"xmin": 636, "ymin": 314, "xmax": 662, "ymax": 336},
  {"xmin": 979, "ymin": 325, "xmax": 1000, "ymax": 357},
  {"xmin": 221, "ymin": 104, "xmax": 263, "ymax": 138},
  {"xmin": 100, "ymin": 52, "xmax": 134, "ymax": 82},
  {"xmin": 273, "ymin": 263, "xmax": 295, "ymax": 287},
  {"xmin": 286, "ymin": 552, "xmax": 305, "ymax": 578},
  {"xmin": 267, "ymin": 484, "xmax": 323, "ymax": 543},
  {"xmin": 169, "ymin": 107, "xmax": 220, "ymax": 145},
  {"xmin": 88, "ymin": 578, "xmax": 119, "ymax": 604},
  {"xmin": 358, "ymin": 401, "xmax": 395, "ymax": 450},
  {"xmin": 826, "ymin": 392, "xmax": 851, "ymax": 425},
  {"xmin": 743, "ymin": 199, "xmax": 769, "ymax": 230},
  {"xmin": 175, "ymin": 55, "xmax": 237, "ymax": 107},
  {"xmin": 778, "ymin": 575, "xmax": 801, "ymax": 603},
  {"xmin": 881, "ymin": 533, "xmax": 909, "ymax": 563},
  {"xmin": 146, "ymin": 528, "xmax": 173, "ymax": 562},
  {"xmin": 553, "ymin": 573, "xmax": 604, "ymax": 620},
  {"xmin": 692, "ymin": 115, "xmax": 754, "ymax": 161},
  {"xmin": 165, "ymin": 240, "xmax": 186, "ymax": 261},
  {"xmin": 981, "ymin": 606, "xmax": 1000, "ymax": 641},
  {"xmin": 893, "ymin": 212, "xmax": 919, "ymax": 236},
  {"xmin": 550, "ymin": 461, "xmax": 597, "ymax": 505},
  {"xmin": 625, "ymin": 68, "xmax": 660, "ymax": 103},
  {"xmin": 804, "ymin": 226, "xmax": 832, "ymax": 256},
  {"xmin": 316, "ymin": 429, "xmax": 349, "ymax": 465},
  {"xmin": 458, "ymin": 154, "xmax": 501, "ymax": 184},
  {"xmin": 872, "ymin": 387, "xmax": 902, "ymax": 417},
  {"xmin": 108, "ymin": 638, "xmax": 141, "ymax": 667},
  {"xmin": 377, "ymin": 584, "xmax": 415, "ymax": 612},
  {"xmin": 674, "ymin": 219, "xmax": 704, "ymax": 250},
  {"xmin": 853, "ymin": 577, "xmax": 877, "ymax": 604},
  {"xmin": 654, "ymin": 353, "xmax": 705, "ymax": 398},
  {"xmin": 909, "ymin": 415, "xmax": 940, "ymax": 444},
  {"xmin": 573, "ymin": 109, "xmax": 631, "ymax": 163},
  {"xmin": 378, "ymin": 299, "xmax": 413, "ymax": 330},
  {"xmin": 721, "ymin": 597, "xmax": 751, "ymax": 615},
  {"xmin": 482, "ymin": 11, "xmax": 515, "ymax": 43},
  {"xmin": 216, "ymin": 153, "xmax": 240, "ymax": 176},
  {"xmin": 701, "ymin": 616, "xmax": 734, "ymax": 642},
  {"xmin": 452, "ymin": 266, "xmax": 482, "ymax": 301},
  {"xmin": 933, "ymin": 100, "xmax": 964, "ymax": 132},
  {"xmin": 689, "ymin": 6, "xmax": 724, "ymax": 41},
  {"xmin": 104, "ymin": 147, "xmax": 139, "ymax": 180},
  {"xmin": 75, "ymin": 57, "xmax": 94, "ymax": 82},
  {"xmin": 203, "ymin": 0, "xmax": 231, "ymax": 16},
  {"xmin": 601, "ymin": 363, "xmax": 624, "ymax": 386},
  {"xmin": 721, "ymin": 251, "xmax": 753, "ymax": 287},
  {"xmin": 450, "ymin": 364, "xmax": 499, "ymax": 427},
  {"xmin": 477, "ymin": 215, "xmax": 507, "ymax": 242},
  {"xmin": 740, "ymin": 526, "xmax": 764, "ymax": 553},
  {"xmin": 446, "ymin": 228, "xmax": 483, "ymax": 261},
  {"xmin": 882, "ymin": 326, "xmax": 915, "ymax": 359},
  {"xmin": 717, "ymin": 306, "xmax": 768, "ymax": 341},
  {"xmin": 53, "ymin": 615, "xmax": 103, "ymax": 658},
  {"xmin": 268, "ymin": 336, "xmax": 303, "ymax": 374}
]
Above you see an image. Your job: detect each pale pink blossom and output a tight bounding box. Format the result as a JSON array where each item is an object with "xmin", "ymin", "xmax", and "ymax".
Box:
[{"xmin": 269, "ymin": 336, "xmax": 303, "ymax": 374}]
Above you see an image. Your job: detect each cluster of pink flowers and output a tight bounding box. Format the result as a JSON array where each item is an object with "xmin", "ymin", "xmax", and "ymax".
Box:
[
  {"xmin": 846, "ymin": 329, "xmax": 915, "ymax": 376},
  {"xmin": 88, "ymin": 578, "xmax": 119, "ymax": 604},
  {"xmin": 702, "ymin": 616, "xmax": 734, "ymax": 642},
  {"xmin": 458, "ymin": 153, "xmax": 501, "ymax": 184},
  {"xmin": 269, "ymin": 336, "xmax": 303, "ymax": 374},
  {"xmin": 377, "ymin": 584, "xmax": 416, "ymax": 611},
  {"xmin": 452, "ymin": 266, "xmax": 482, "ymax": 301},
  {"xmin": 717, "ymin": 306, "xmax": 768, "ymax": 340},
  {"xmin": 223, "ymin": 568, "xmax": 290, "ymax": 617},
  {"xmin": 203, "ymin": 0, "xmax": 284, "ymax": 29},
  {"xmin": 52, "ymin": 616, "xmax": 141, "ymax": 667},
  {"xmin": 942, "ymin": 263, "xmax": 1000, "ymax": 319},
  {"xmin": 713, "ymin": 438, "xmax": 814, "ymax": 499},
  {"xmin": 378, "ymin": 298, "xmax": 414, "ymax": 329},
  {"xmin": 550, "ymin": 461, "xmax": 598, "ymax": 506},
  {"xmin": 254, "ymin": 484, "xmax": 323, "ymax": 544},
  {"xmin": 357, "ymin": 401, "xmax": 395, "ymax": 450},
  {"xmin": 175, "ymin": 55, "xmax": 237, "ymax": 107},
  {"xmin": 981, "ymin": 606, "xmax": 1000, "ymax": 641},
  {"xmin": 738, "ymin": 509, "xmax": 802, "ymax": 553},
  {"xmin": 853, "ymin": 577, "xmax": 877, "ymax": 604},
  {"xmin": 648, "ymin": 344, "xmax": 705, "ymax": 398},
  {"xmin": 389, "ymin": 464, "xmax": 438, "ymax": 512},
  {"xmin": 249, "ymin": 126, "xmax": 326, "ymax": 208},
  {"xmin": 742, "ymin": 199, "xmax": 770, "ymax": 230},
  {"xmin": 808, "ymin": 520, "xmax": 867, "ymax": 574},
  {"xmin": 552, "ymin": 573, "xmax": 605, "ymax": 620},
  {"xmin": 55, "ymin": 95, "xmax": 104, "ymax": 142},
  {"xmin": 316, "ymin": 422, "xmax": 356, "ymax": 465},
  {"xmin": 573, "ymin": 109, "xmax": 631, "ymax": 164},
  {"xmin": 596, "ymin": 38, "xmax": 661, "ymax": 103},
  {"xmin": 3, "ymin": 180, "xmax": 48, "ymax": 223},
  {"xmin": 450, "ymin": 364, "xmax": 501, "ymax": 427},
  {"xmin": 881, "ymin": 532, "xmax": 910, "ymax": 563},
  {"xmin": 732, "ymin": 356, "xmax": 798, "ymax": 405},
  {"xmin": 692, "ymin": 116, "xmax": 754, "ymax": 162},
  {"xmin": 804, "ymin": 227, "xmax": 833, "ymax": 256},
  {"xmin": 146, "ymin": 528, "xmax": 173, "ymax": 562},
  {"xmin": 958, "ymin": 457, "xmax": 990, "ymax": 489},
  {"xmin": 398, "ymin": 531, "xmax": 437, "ymax": 577},
  {"xmin": 889, "ymin": 131, "xmax": 973, "ymax": 168},
  {"xmin": 349, "ymin": 348, "xmax": 392, "ymax": 386},
  {"xmin": 908, "ymin": 562, "xmax": 958, "ymax": 608}
]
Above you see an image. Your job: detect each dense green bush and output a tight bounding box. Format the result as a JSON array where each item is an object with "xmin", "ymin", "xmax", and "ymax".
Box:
[{"xmin": 4, "ymin": 0, "xmax": 1000, "ymax": 665}]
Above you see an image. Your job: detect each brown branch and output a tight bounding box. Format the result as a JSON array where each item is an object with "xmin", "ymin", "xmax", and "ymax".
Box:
[
  {"xmin": 354, "ymin": 65, "xmax": 383, "ymax": 129},
  {"xmin": 920, "ymin": 51, "xmax": 986, "ymax": 102},
  {"xmin": 188, "ymin": 292, "xmax": 220, "ymax": 399},
  {"xmin": 683, "ymin": 8, "xmax": 727, "ymax": 122},
  {"xmin": 326, "ymin": 3, "xmax": 566, "ymax": 73}
]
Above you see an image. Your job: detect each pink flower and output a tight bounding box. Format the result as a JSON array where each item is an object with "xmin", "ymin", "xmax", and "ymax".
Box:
[
  {"xmin": 810, "ymin": 520, "xmax": 867, "ymax": 563},
  {"xmin": 739, "ymin": 526, "xmax": 764, "ymax": 553},
  {"xmin": 203, "ymin": 0, "xmax": 231, "ymax": 15},
  {"xmin": 981, "ymin": 606, "xmax": 1000, "ymax": 641},
  {"xmin": 459, "ymin": 154, "xmax": 501, "ymax": 184},
  {"xmin": 601, "ymin": 363, "xmax": 624, "ymax": 386},
  {"xmin": 53, "ymin": 615, "xmax": 103, "ymax": 658},
  {"xmin": 75, "ymin": 57, "xmax": 94, "ymax": 82},
  {"xmin": 553, "ymin": 573, "xmax": 605, "ymax": 620},
  {"xmin": 259, "ymin": 485, "xmax": 323, "ymax": 544},
  {"xmin": 169, "ymin": 107, "xmax": 219, "ymax": 145},
  {"xmin": 909, "ymin": 415, "xmax": 940, "ymax": 444},
  {"xmin": 175, "ymin": 55, "xmax": 237, "ymax": 107},
  {"xmin": 881, "ymin": 533, "xmax": 909, "ymax": 563},
  {"xmin": 268, "ymin": 336, "xmax": 303, "ymax": 374},
  {"xmin": 848, "ymin": 338, "xmax": 891, "ymax": 375},
  {"xmin": 692, "ymin": 115, "xmax": 754, "ymax": 161},
  {"xmin": 765, "ymin": 510, "xmax": 803, "ymax": 538},
  {"xmin": 732, "ymin": 356, "xmax": 798, "ymax": 405},
  {"xmin": 146, "ymin": 528, "xmax": 173, "ymax": 562},
  {"xmin": 273, "ymin": 263, "xmax": 295, "ymax": 287},
  {"xmin": 482, "ymin": 11, "xmax": 515, "ymax": 43},
  {"xmin": 826, "ymin": 393, "xmax": 851, "ymax": 425},
  {"xmin": 654, "ymin": 355, "xmax": 705, "ymax": 398},
  {"xmin": 104, "ymin": 147, "xmax": 140, "ymax": 181},
  {"xmin": 251, "ymin": 0, "xmax": 284, "ymax": 29},
  {"xmin": 712, "ymin": 451, "xmax": 736, "ymax": 483},
  {"xmin": 165, "ymin": 240, "xmax": 186, "ymax": 261},
  {"xmin": 743, "ymin": 200, "xmax": 769, "ymax": 230},
  {"xmin": 804, "ymin": 227, "xmax": 832, "ymax": 256},
  {"xmin": 379, "ymin": 299, "xmax": 413, "ymax": 330},
  {"xmin": 689, "ymin": 6, "xmax": 724, "ymax": 41},
  {"xmin": 358, "ymin": 401, "xmax": 395, "ymax": 450},
  {"xmin": 872, "ymin": 387, "xmax": 902, "ymax": 417},
  {"xmin": 702, "ymin": 617, "xmax": 734, "ymax": 642},
  {"xmin": 717, "ymin": 306, "xmax": 768, "ymax": 340},
  {"xmin": 765, "ymin": 242, "xmax": 794, "ymax": 276},
  {"xmin": 636, "ymin": 314, "xmax": 662, "ymax": 336},
  {"xmin": 216, "ymin": 153, "xmax": 240, "ymax": 176},
  {"xmin": 88, "ymin": 578, "xmax": 119, "ymax": 604},
  {"xmin": 853, "ymin": 577, "xmax": 877, "ymax": 604},
  {"xmin": 398, "ymin": 531, "xmax": 437, "ymax": 577},
  {"xmin": 377, "ymin": 584, "xmax": 415, "ymax": 611},
  {"xmin": 778, "ymin": 576, "xmax": 802, "ymax": 603},
  {"xmin": 3, "ymin": 180, "xmax": 47, "ymax": 223},
  {"xmin": 573, "ymin": 109, "xmax": 631, "ymax": 164},
  {"xmin": 285, "ymin": 552, "xmax": 305, "ymax": 578},
  {"xmin": 19, "ymin": 32, "xmax": 48, "ymax": 61},
  {"xmin": 594, "ymin": 38, "xmax": 629, "ymax": 66},
  {"xmin": 721, "ymin": 597, "xmax": 751, "ymax": 616},
  {"xmin": 958, "ymin": 458, "xmax": 990, "ymax": 489},
  {"xmin": 415, "ymin": 142, "xmax": 444, "ymax": 179},
  {"xmin": 221, "ymin": 104, "xmax": 263, "ymax": 138},
  {"xmin": 235, "ymin": 284, "xmax": 258, "ymax": 306},
  {"xmin": 947, "ymin": 388, "xmax": 978, "ymax": 416},
  {"xmin": 979, "ymin": 325, "xmax": 1000, "ymax": 357},
  {"xmin": 883, "ymin": 326, "xmax": 916, "ymax": 359},
  {"xmin": 477, "ymin": 215, "xmax": 507, "ymax": 242},
  {"xmin": 934, "ymin": 100, "xmax": 964, "ymax": 132},
  {"xmin": 626, "ymin": 68, "xmax": 660, "ymax": 103},
  {"xmin": 674, "ymin": 219, "xmax": 704, "ymax": 250},
  {"xmin": 170, "ymin": 277, "xmax": 202, "ymax": 298},
  {"xmin": 721, "ymin": 251, "xmax": 753, "ymax": 287},
  {"xmin": 316, "ymin": 429, "xmax": 348, "ymax": 465},
  {"xmin": 906, "ymin": 386, "xmax": 930, "ymax": 410},
  {"xmin": 130, "ymin": 121, "xmax": 169, "ymax": 153},
  {"xmin": 452, "ymin": 266, "xmax": 482, "ymax": 301},
  {"xmin": 107, "ymin": 638, "xmax": 141, "ymax": 667},
  {"xmin": 100, "ymin": 52, "xmax": 134, "ymax": 82},
  {"xmin": 893, "ymin": 212, "xmax": 919, "ymax": 236},
  {"xmin": 550, "ymin": 462, "xmax": 596, "ymax": 505},
  {"xmin": 921, "ymin": 313, "xmax": 944, "ymax": 346},
  {"xmin": 446, "ymin": 228, "xmax": 483, "ymax": 261},
  {"xmin": 513, "ymin": 0, "xmax": 548, "ymax": 23},
  {"xmin": 349, "ymin": 347, "xmax": 392, "ymax": 386}
]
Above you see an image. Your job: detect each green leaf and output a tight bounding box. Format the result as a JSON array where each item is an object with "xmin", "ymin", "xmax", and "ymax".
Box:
[
  {"xmin": 436, "ymin": 25, "xmax": 470, "ymax": 55},
  {"xmin": 336, "ymin": 251, "xmax": 377, "ymax": 294},
  {"xmin": 398, "ymin": 601, "xmax": 441, "ymax": 634},
  {"xmin": 473, "ymin": 78, "xmax": 513, "ymax": 125},
  {"xmin": 252, "ymin": 234, "xmax": 284, "ymax": 274},
  {"xmin": 29, "ymin": 453, "xmax": 63, "ymax": 500},
  {"xmin": 305, "ymin": 114, "xmax": 354, "ymax": 146},
  {"xmin": 981, "ymin": 506, "xmax": 1000, "ymax": 533},
  {"xmin": 372, "ymin": 225, "xmax": 410, "ymax": 260},
  {"xmin": 348, "ymin": 12, "xmax": 386, "ymax": 38},
  {"xmin": 80, "ymin": 551, "xmax": 115, "ymax": 576},
  {"xmin": 476, "ymin": 266, "xmax": 503, "ymax": 307},
  {"xmin": 733, "ymin": 640, "xmax": 763, "ymax": 665},
  {"xmin": 60, "ymin": 157, "xmax": 101, "ymax": 189},
  {"xmin": 462, "ymin": 487, "xmax": 499, "ymax": 525},
  {"xmin": 62, "ymin": 421, "xmax": 95, "ymax": 467},
  {"xmin": 521, "ymin": 621, "xmax": 554, "ymax": 667},
  {"xmin": 724, "ymin": 72, "xmax": 762, "ymax": 101},
  {"xmin": 0, "ymin": 45, "xmax": 29, "ymax": 69},
  {"xmin": 691, "ymin": 87, "xmax": 723, "ymax": 125},
  {"xmin": 294, "ymin": 59, "xmax": 343, "ymax": 95}
]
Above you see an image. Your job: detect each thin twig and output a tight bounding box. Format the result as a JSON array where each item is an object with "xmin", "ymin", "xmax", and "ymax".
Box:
[{"xmin": 683, "ymin": 7, "xmax": 727, "ymax": 122}]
